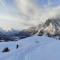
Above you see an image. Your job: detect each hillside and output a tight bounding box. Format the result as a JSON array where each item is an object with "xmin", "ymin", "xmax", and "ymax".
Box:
[{"xmin": 0, "ymin": 36, "xmax": 60, "ymax": 60}]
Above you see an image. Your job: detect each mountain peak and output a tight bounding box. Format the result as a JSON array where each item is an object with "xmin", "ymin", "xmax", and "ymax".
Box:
[{"xmin": 22, "ymin": 18, "xmax": 60, "ymax": 39}]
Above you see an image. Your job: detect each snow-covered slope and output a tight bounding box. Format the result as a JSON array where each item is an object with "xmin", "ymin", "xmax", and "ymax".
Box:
[{"xmin": 0, "ymin": 36, "xmax": 60, "ymax": 60}]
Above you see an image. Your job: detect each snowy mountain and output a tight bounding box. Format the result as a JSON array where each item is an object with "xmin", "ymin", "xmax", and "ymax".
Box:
[
  {"xmin": 23, "ymin": 18, "xmax": 60, "ymax": 40},
  {"xmin": 37, "ymin": 18, "xmax": 60, "ymax": 36},
  {"xmin": 0, "ymin": 18, "xmax": 60, "ymax": 42},
  {"xmin": 0, "ymin": 36, "xmax": 60, "ymax": 60}
]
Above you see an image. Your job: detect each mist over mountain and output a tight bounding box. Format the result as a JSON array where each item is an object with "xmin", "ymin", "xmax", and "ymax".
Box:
[
  {"xmin": 37, "ymin": 18, "xmax": 60, "ymax": 36},
  {"xmin": 0, "ymin": 0, "xmax": 60, "ymax": 30},
  {"xmin": 15, "ymin": 0, "xmax": 60, "ymax": 30},
  {"xmin": 22, "ymin": 17, "xmax": 60, "ymax": 40}
]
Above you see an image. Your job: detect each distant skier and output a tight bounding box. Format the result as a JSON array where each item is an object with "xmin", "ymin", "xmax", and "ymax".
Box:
[{"xmin": 16, "ymin": 44, "xmax": 19, "ymax": 49}]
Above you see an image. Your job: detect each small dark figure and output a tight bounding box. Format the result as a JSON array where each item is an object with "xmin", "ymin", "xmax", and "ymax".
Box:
[
  {"xmin": 2, "ymin": 47, "xmax": 10, "ymax": 52},
  {"xmin": 16, "ymin": 44, "xmax": 19, "ymax": 49}
]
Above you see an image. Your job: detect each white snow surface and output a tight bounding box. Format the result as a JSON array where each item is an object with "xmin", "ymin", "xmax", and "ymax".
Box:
[{"xmin": 0, "ymin": 36, "xmax": 60, "ymax": 60}]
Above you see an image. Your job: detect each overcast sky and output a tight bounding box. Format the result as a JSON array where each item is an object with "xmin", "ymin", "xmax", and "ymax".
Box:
[{"xmin": 0, "ymin": 0, "xmax": 60, "ymax": 31}]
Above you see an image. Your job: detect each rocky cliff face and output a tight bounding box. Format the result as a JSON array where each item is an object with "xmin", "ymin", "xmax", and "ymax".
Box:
[
  {"xmin": 23, "ymin": 18, "xmax": 60, "ymax": 39},
  {"xmin": 37, "ymin": 18, "xmax": 60, "ymax": 36}
]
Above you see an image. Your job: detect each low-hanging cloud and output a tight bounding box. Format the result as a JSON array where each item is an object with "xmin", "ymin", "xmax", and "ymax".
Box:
[
  {"xmin": 0, "ymin": 0, "xmax": 60, "ymax": 31},
  {"xmin": 15, "ymin": 0, "xmax": 60, "ymax": 29}
]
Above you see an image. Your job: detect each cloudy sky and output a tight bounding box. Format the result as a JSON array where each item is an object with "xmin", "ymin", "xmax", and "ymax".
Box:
[{"xmin": 0, "ymin": 0, "xmax": 60, "ymax": 31}]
